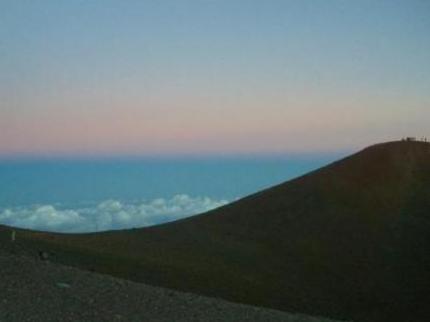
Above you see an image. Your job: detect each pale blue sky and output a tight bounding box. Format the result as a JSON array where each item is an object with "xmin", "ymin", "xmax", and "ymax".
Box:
[{"xmin": 1, "ymin": 0, "xmax": 429, "ymax": 157}]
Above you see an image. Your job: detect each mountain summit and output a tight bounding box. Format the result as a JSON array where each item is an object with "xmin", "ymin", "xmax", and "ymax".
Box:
[{"xmin": 1, "ymin": 140, "xmax": 429, "ymax": 322}]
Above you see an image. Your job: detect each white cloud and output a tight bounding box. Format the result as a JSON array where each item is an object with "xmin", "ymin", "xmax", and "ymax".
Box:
[{"xmin": 0, "ymin": 194, "xmax": 229, "ymax": 233}]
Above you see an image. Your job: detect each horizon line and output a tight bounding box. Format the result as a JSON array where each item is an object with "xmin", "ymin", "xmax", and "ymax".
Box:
[{"xmin": 0, "ymin": 149, "xmax": 352, "ymax": 163}]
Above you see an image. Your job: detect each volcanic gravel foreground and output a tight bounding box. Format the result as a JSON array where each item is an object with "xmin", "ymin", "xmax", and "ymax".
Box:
[{"xmin": 0, "ymin": 250, "xmax": 344, "ymax": 322}]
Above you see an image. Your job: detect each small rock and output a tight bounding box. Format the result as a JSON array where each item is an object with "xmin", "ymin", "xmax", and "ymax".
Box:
[
  {"xmin": 56, "ymin": 282, "xmax": 71, "ymax": 288},
  {"xmin": 38, "ymin": 251, "xmax": 49, "ymax": 261}
]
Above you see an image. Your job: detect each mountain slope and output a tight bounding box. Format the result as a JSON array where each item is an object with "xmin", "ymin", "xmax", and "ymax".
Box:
[
  {"xmin": 1, "ymin": 250, "xmax": 344, "ymax": 322},
  {"xmin": 1, "ymin": 140, "xmax": 429, "ymax": 321}
]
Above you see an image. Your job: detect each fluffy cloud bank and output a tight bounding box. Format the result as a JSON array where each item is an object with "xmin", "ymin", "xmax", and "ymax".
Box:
[{"xmin": 0, "ymin": 195, "xmax": 229, "ymax": 233}]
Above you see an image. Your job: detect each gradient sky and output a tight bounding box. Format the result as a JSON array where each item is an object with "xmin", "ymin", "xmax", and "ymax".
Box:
[{"xmin": 1, "ymin": 0, "xmax": 429, "ymax": 158}]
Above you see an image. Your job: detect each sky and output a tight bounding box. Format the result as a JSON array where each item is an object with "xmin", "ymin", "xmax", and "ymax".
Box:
[{"xmin": 1, "ymin": 0, "xmax": 429, "ymax": 158}]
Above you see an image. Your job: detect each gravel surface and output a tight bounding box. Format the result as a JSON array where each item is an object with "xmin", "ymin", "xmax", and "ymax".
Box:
[{"xmin": 0, "ymin": 251, "xmax": 344, "ymax": 322}]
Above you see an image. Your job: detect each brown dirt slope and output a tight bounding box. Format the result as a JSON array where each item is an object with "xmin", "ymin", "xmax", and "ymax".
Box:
[{"xmin": 1, "ymin": 140, "xmax": 429, "ymax": 322}]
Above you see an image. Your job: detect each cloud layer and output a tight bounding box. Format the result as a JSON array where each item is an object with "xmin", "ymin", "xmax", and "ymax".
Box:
[{"xmin": 0, "ymin": 195, "xmax": 229, "ymax": 233}]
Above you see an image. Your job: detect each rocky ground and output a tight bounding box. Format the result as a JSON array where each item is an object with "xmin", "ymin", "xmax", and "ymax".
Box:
[{"xmin": 0, "ymin": 250, "xmax": 345, "ymax": 322}]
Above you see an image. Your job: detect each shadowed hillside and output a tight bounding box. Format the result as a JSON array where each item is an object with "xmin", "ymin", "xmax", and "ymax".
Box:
[{"xmin": 1, "ymin": 140, "xmax": 429, "ymax": 322}]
